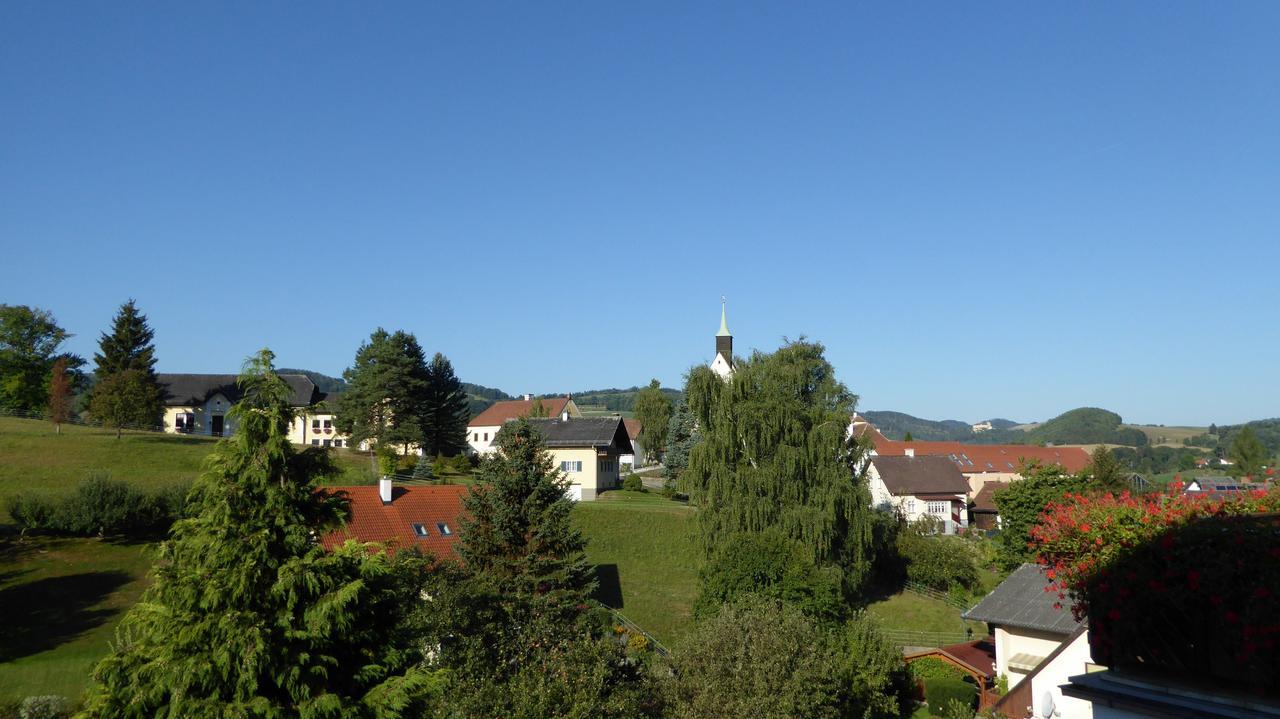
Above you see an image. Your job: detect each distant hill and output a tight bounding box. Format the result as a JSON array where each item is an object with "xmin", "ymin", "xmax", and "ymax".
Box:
[
  {"xmin": 864, "ymin": 407, "xmax": 1157, "ymax": 447},
  {"xmin": 860, "ymin": 411, "xmax": 976, "ymax": 441},
  {"xmin": 541, "ymin": 386, "xmax": 682, "ymax": 414},
  {"xmin": 278, "ymin": 369, "xmax": 347, "ymax": 395},
  {"xmin": 1023, "ymin": 407, "xmax": 1148, "ymax": 447},
  {"xmin": 463, "ymin": 383, "xmax": 513, "ymax": 417}
]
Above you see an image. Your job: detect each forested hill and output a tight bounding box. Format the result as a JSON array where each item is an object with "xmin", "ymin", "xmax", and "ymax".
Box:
[
  {"xmin": 463, "ymin": 383, "xmax": 513, "ymax": 417},
  {"xmin": 865, "ymin": 407, "xmax": 1150, "ymax": 447},
  {"xmin": 539, "ymin": 386, "xmax": 683, "ymax": 413}
]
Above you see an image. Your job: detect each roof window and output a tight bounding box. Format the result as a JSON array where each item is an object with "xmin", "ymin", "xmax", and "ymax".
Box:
[
  {"xmin": 412, "ymin": 523, "xmax": 429, "ymax": 537},
  {"xmin": 436, "ymin": 522, "xmax": 452, "ymax": 536}
]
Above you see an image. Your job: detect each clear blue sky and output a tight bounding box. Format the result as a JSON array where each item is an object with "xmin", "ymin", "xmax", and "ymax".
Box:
[{"xmin": 3, "ymin": 2, "xmax": 1278, "ymax": 426}]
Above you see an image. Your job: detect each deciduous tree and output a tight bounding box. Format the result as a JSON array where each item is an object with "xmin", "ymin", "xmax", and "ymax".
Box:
[
  {"xmin": 1086, "ymin": 446, "xmax": 1127, "ymax": 491},
  {"xmin": 47, "ymin": 357, "xmax": 74, "ymax": 434},
  {"xmin": 633, "ymin": 379, "xmax": 672, "ymax": 463},
  {"xmin": 992, "ymin": 461, "xmax": 1085, "ymax": 569},
  {"xmin": 1229, "ymin": 426, "xmax": 1268, "ymax": 478},
  {"xmin": 80, "ymin": 350, "xmax": 443, "ymax": 717},
  {"xmin": 0, "ymin": 305, "xmax": 83, "ymax": 413},
  {"xmin": 89, "ymin": 369, "xmax": 162, "ymax": 438},
  {"xmin": 683, "ymin": 340, "xmax": 877, "ymax": 596}
]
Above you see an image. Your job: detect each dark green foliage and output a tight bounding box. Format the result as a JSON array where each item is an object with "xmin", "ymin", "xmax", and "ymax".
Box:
[
  {"xmin": 92, "ymin": 300, "xmax": 157, "ymax": 377},
  {"xmin": 661, "ymin": 399, "xmax": 698, "ymax": 480},
  {"xmin": 902, "ymin": 431, "xmax": 914, "ymax": 442},
  {"xmin": 88, "ymin": 301, "xmax": 164, "ymax": 436},
  {"xmin": 277, "ymin": 368, "xmax": 348, "ymax": 394},
  {"xmin": 925, "ymin": 678, "xmax": 977, "ymax": 715},
  {"xmin": 992, "ymin": 462, "xmax": 1086, "ymax": 569},
  {"xmin": 8, "ymin": 475, "xmax": 189, "ymax": 537},
  {"xmin": 836, "ymin": 615, "xmax": 915, "ymax": 719},
  {"xmin": 543, "ymin": 386, "xmax": 681, "ymax": 413},
  {"xmin": 622, "ymin": 474, "xmax": 645, "ymax": 493},
  {"xmin": 694, "ymin": 529, "xmax": 846, "ymax": 625},
  {"xmin": 421, "ymin": 353, "xmax": 469, "ymax": 457},
  {"xmin": 337, "ymin": 328, "xmax": 431, "ymax": 451},
  {"xmin": 1111, "ymin": 445, "xmax": 1203, "ymax": 474},
  {"xmin": 0, "ymin": 305, "xmax": 84, "ymax": 413},
  {"xmin": 79, "ymin": 350, "xmax": 443, "ymax": 717},
  {"xmin": 1085, "ymin": 446, "xmax": 1127, "ymax": 491},
  {"xmin": 1229, "ymin": 426, "xmax": 1268, "ymax": 477},
  {"xmin": 860, "ymin": 411, "xmax": 977, "ymax": 441},
  {"xmin": 683, "ymin": 340, "xmax": 878, "ymax": 596},
  {"xmin": 1024, "ymin": 407, "xmax": 1148, "ymax": 447},
  {"xmin": 909, "ymin": 656, "xmax": 968, "ymax": 683},
  {"xmin": 633, "ymin": 379, "xmax": 672, "ymax": 461},
  {"xmin": 896, "ymin": 526, "xmax": 978, "ymax": 592},
  {"xmin": 461, "ymin": 383, "xmax": 513, "ymax": 418}
]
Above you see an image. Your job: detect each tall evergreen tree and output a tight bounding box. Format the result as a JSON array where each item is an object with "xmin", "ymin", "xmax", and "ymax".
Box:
[
  {"xmin": 336, "ymin": 329, "xmax": 430, "ymax": 452},
  {"xmin": 88, "ymin": 300, "xmax": 163, "ymax": 435},
  {"xmin": 1086, "ymin": 446, "xmax": 1126, "ymax": 491},
  {"xmin": 421, "ymin": 353, "xmax": 469, "ymax": 457},
  {"xmin": 0, "ymin": 304, "xmax": 83, "ymax": 413},
  {"xmin": 662, "ymin": 398, "xmax": 699, "ymax": 480},
  {"xmin": 683, "ymin": 340, "xmax": 878, "ymax": 596},
  {"xmin": 80, "ymin": 350, "xmax": 442, "ymax": 717},
  {"xmin": 47, "ymin": 356, "xmax": 74, "ymax": 434},
  {"xmin": 633, "ymin": 379, "xmax": 672, "ymax": 464}
]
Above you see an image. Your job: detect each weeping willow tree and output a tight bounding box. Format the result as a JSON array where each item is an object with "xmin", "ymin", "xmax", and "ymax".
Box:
[{"xmin": 683, "ymin": 340, "xmax": 877, "ymax": 595}]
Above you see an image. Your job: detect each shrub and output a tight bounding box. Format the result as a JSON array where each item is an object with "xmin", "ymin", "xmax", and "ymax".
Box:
[
  {"xmin": 18, "ymin": 696, "xmax": 66, "ymax": 719},
  {"xmin": 897, "ymin": 530, "xmax": 977, "ymax": 592},
  {"xmin": 694, "ymin": 529, "xmax": 846, "ymax": 625},
  {"xmin": 7, "ymin": 491, "xmax": 58, "ymax": 530},
  {"xmin": 909, "ymin": 656, "xmax": 966, "ymax": 683},
  {"xmin": 449, "ymin": 453, "xmax": 473, "ymax": 474},
  {"xmin": 8, "ymin": 475, "xmax": 188, "ymax": 537},
  {"xmin": 622, "ymin": 474, "xmax": 645, "ymax": 492},
  {"xmin": 412, "ymin": 454, "xmax": 435, "ymax": 481},
  {"xmin": 924, "ymin": 678, "xmax": 976, "ymax": 715},
  {"xmin": 941, "ymin": 697, "xmax": 975, "ymax": 719}
]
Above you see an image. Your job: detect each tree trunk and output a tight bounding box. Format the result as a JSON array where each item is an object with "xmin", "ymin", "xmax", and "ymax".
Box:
[
  {"xmin": 116, "ymin": 426, "xmax": 122, "ymax": 440},
  {"xmin": 55, "ymin": 423, "xmax": 61, "ymax": 435}
]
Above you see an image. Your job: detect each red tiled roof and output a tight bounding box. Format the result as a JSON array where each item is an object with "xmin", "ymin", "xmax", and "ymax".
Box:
[
  {"xmin": 623, "ymin": 419, "xmax": 642, "ymax": 442},
  {"xmin": 320, "ymin": 484, "xmax": 469, "ymax": 559},
  {"xmin": 469, "ymin": 397, "xmax": 571, "ymax": 427},
  {"xmin": 874, "ymin": 439, "xmax": 1091, "ymax": 474}
]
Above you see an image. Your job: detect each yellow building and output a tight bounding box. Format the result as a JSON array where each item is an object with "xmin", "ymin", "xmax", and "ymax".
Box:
[
  {"xmin": 159, "ymin": 373, "xmax": 350, "ymax": 448},
  {"xmin": 524, "ymin": 416, "xmax": 633, "ymax": 501}
]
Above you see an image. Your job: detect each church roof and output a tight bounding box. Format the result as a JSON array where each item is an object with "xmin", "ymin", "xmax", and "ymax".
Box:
[{"xmin": 717, "ymin": 301, "xmax": 731, "ymax": 337}]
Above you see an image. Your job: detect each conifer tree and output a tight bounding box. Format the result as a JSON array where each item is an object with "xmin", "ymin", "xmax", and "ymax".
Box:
[
  {"xmin": 662, "ymin": 398, "xmax": 699, "ymax": 480},
  {"xmin": 80, "ymin": 350, "xmax": 443, "ymax": 717},
  {"xmin": 47, "ymin": 356, "xmax": 74, "ymax": 434},
  {"xmin": 412, "ymin": 453, "xmax": 436, "ymax": 481},
  {"xmin": 337, "ymin": 329, "xmax": 430, "ymax": 452},
  {"xmin": 420, "ymin": 352, "xmax": 469, "ymax": 457},
  {"xmin": 683, "ymin": 340, "xmax": 878, "ymax": 596},
  {"xmin": 88, "ymin": 300, "xmax": 163, "ymax": 435}
]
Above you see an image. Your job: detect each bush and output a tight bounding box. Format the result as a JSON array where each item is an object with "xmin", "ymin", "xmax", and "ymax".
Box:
[
  {"xmin": 7, "ymin": 474, "xmax": 188, "ymax": 537},
  {"xmin": 694, "ymin": 529, "xmax": 846, "ymax": 625},
  {"xmin": 897, "ymin": 529, "xmax": 978, "ymax": 592},
  {"xmin": 449, "ymin": 453, "xmax": 473, "ymax": 474},
  {"xmin": 924, "ymin": 678, "xmax": 976, "ymax": 715},
  {"xmin": 909, "ymin": 656, "xmax": 967, "ymax": 683},
  {"xmin": 7, "ymin": 491, "xmax": 58, "ymax": 530},
  {"xmin": 412, "ymin": 454, "xmax": 435, "ymax": 481},
  {"xmin": 622, "ymin": 474, "xmax": 645, "ymax": 492},
  {"xmin": 18, "ymin": 696, "xmax": 66, "ymax": 719}
]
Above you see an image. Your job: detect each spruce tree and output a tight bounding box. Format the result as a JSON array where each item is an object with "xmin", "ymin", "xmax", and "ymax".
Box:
[
  {"xmin": 683, "ymin": 340, "xmax": 877, "ymax": 596},
  {"xmin": 412, "ymin": 453, "xmax": 436, "ymax": 481},
  {"xmin": 421, "ymin": 352, "xmax": 469, "ymax": 457},
  {"xmin": 336, "ymin": 329, "xmax": 430, "ymax": 452},
  {"xmin": 80, "ymin": 350, "xmax": 443, "ymax": 717},
  {"xmin": 662, "ymin": 398, "xmax": 699, "ymax": 480},
  {"xmin": 88, "ymin": 300, "xmax": 163, "ymax": 435}
]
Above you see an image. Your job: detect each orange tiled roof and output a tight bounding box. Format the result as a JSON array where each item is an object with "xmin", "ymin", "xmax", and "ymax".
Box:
[
  {"xmin": 469, "ymin": 397, "xmax": 571, "ymax": 427},
  {"xmin": 320, "ymin": 484, "xmax": 469, "ymax": 559},
  {"xmin": 623, "ymin": 419, "xmax": 642, "ymax": 442},
  {"xmin": 874, "ymin": 439, "xmax": 1091, "ymax": 474}
]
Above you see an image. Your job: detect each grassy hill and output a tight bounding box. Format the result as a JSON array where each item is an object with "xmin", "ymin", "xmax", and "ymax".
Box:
[{"xmin": 1022, "ymin": 407, "xmax": 1149, "ymax": 446}]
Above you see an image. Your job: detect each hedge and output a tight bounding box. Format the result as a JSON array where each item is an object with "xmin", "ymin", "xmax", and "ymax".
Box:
[{"xmin": 924, "ymin": 677, "xmax": 977, "ymax": 715}]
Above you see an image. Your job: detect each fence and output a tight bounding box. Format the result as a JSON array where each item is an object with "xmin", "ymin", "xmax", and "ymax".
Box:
[
  {"xmin": 903, "ymin": 580, "xmax": 973, "ymax": 611},
  {"xmin": 595, "ymin": 602, "xmax": 671, "ymax": 659},
  {"xmin": 877, "ymin": 627, "xmax": 971, "ymax": 649},
  {"xmin": 0, "ymin": 406, "xmax": 169, "ymax": 433}
]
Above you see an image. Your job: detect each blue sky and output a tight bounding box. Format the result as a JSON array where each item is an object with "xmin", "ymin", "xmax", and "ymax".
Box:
[{"xmin": 3, "ymin": 2, "xmax": 1278, "ymax": 426}]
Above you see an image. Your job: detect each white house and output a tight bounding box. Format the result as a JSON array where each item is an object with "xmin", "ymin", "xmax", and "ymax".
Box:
[
  {"xmin": 465, "ymin": 395, "xmax": 580, "ymax": 455},
  {"xmin": 619, "ymin": 419, "xmax": 646, "ymax": 469},
  {"xmin": 991, "ymin": 626, "xmax": 1094, "ymax": 719},
  {"xmin": 867, "ymin": 453, "xmax": 970, "ymax": 533},
  {"xmin": 159, "ymin": 373, "xmax": 351, "ymax": 448}
]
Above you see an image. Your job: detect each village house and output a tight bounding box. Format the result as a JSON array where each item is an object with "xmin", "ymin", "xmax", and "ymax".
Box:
[
  {"xmin": 524, "ymin": 416, "xmax": 633, "ymax": 502},
  {"xmin": 466, "ymin": 395, "xmax": 580, "ymax": 455},
  {"xmin": 969, "ymin": 480, "xmax": 1010, "ymax": 530},
  {"xmin": 867, "ymin": 453, "xmax": 970, "ymax": 533},
  {"xmin": 159, "ymin": 373, "xmax": 351, "ymax": 447},
  {"xmin": 320, "ymin": 478, "xmax": 468, "ymax": 559},
  {"xmin": 619, "ymin": 418, "xmax": 646, "ymax": 469},
  {"xmin": 963, "ymin": 563, "xmax": 1083, "ymax": 693}
]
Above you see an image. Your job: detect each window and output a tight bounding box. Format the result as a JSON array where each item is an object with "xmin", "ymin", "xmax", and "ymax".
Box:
[
  {"xmin": 483, "ymin": 432, "xmax": 489, "ymax": 441},
  {"xmin": 312, "ymin": 419, "xmax": 321, "ymax": 430},
  {"xmin": 927, "ymin": 501, "xmax": 950, "ymax": 516},
  {"xmin": 323, "ymin": 439, "xmax": 332, "ymax": 447},
  {"xmin": 333, "ymin": 439, "xmax": 343, "ymax": 448},
  {"xmin": 473, "ymin": 433, "xmax": 479, "ymax": 441},
  {"xmin": 323, "ymin": 419, "xmax": 332, "ymax": 429},
  {"xmin": 904, "ymin": 499, "xmax": 917, "ymax": 513},
  {"xmin": 412, "ymin": 523, "xmax": 429, "ymax": 538},
  {"xmin": 600, "ymin": 460, "xmax": 615, "ymax": 473},
  {"xmin": 560, "ymin": 461, "xmax": 582, "ymax": 473},
  {"xmin": 436, "ymin": 522, "xmax": 452, "ymax": 536},
  {"xmin": 311, "ymin": 439, "xmax": 320, "ymax": 446}
]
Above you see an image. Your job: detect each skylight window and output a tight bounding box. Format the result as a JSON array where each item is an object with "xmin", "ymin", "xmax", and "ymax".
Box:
[
  {"xmin": 436, "ymin": 522, "xmax": 452, "ymax": 536},
  {"xmin": 412, "ymin": 523, "xmax": 429, "ymax": 537}
]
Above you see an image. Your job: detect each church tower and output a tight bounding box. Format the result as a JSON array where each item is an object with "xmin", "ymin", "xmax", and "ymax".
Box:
[{"xmin": 710, "ymin": 297, "xmax": 735, "ymax": 379}]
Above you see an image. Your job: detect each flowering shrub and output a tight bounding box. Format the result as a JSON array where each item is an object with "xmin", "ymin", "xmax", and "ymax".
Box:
[{"xmin": 1032, "ymin": 485, "xmax": 1280, "ymax": 688}]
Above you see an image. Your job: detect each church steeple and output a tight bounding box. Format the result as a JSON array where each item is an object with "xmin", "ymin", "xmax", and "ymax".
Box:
[{"xmin": 711, "ymin": 296, "xmax": 734, "ymax": 378}]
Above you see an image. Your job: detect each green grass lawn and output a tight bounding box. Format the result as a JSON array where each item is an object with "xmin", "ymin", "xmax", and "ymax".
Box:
[
  {"xmin": 0, "ymin": 535, "xmax": 156, "ymax": 702},
  {"xmin": 573, "ymin": 490, "xmax": 700, "ymax": 647}
]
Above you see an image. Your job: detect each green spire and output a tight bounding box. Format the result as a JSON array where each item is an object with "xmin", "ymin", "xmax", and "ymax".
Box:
[{"xmin": 717, "ymin": 296, "xmax": 731, "ymax": 337}]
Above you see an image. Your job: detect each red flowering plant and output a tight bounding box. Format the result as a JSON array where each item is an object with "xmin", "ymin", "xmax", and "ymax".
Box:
[{"xmin": 1031, "ymin": 484, "xmax": 1280, "ymax": 689}]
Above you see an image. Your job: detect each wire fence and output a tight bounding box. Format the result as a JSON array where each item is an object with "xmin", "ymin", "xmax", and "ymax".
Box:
[
  {"xmin": 0, "ymin": 406, "xmax": 169, "ymax": 433},
  {"xmin": 878, "ymin": 627, "xmax": 972, "ymax": 649},
  {"xmin": 904, "ymin": 580, "xmax": 973, "ymax": 611},
  {"xmin": 595, "ymin": 602, "xmax": 671, "ymax": 659}
]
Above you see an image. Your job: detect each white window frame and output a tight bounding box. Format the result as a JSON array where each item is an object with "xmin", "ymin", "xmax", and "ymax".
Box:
[
  {"xmin": 927, "ymin": 500, "xmax": 950, "ymax": 516},
  {"xmin": 904, "ymin": 499, "xmax": 917, "ymax": 513},
  {"xmin": 560, "ymin": 460, "xmax": 582, "ymax": 473}
]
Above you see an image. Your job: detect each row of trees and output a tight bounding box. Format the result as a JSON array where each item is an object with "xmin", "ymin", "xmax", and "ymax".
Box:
[
  {"xmin": 335, "ymin": 328, "xmax": 470, "ymax": 456},
  {"xmin": 1, "ymin": 301, "xmax": 167, "ymax": 436}
]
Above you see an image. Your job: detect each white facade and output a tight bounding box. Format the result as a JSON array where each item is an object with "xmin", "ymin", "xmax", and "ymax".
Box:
[
  {"xmin": 466, "ymin": 425, "xmax": 502, "ymax": 455},
  {"xmin": 710, "ymin": 352, "xmax": 733, "ymax": 379},
  {"xmin": 866, "ymin": 461, "xmax": 968, "ymax": 534},
  {"xmin": 1021, "ymin": 629, "xmax": 1093, "ymax": 719},
  {"xmin": 996, "ymin": 626, "xmax": 1075, "ymax": 689},
  {"xmin": 163, "ymin": 392, "xmax": 236, "ymax": 437}
]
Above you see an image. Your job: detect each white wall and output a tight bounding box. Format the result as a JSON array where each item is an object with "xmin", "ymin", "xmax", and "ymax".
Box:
[
  {"xmin": 1027, "ymin": 630, "xmax": 1093, "ymax": 719},
  {"xmin": 466, "ymin": 424, "xmax": 501, "ymax": 455},
  {"xmin": 867, "ymin": 464, "xmax": 967, "ymax": 533},
  {"xmin": 996, "ymin": 626, "xmax": 1074, "ymax": 689}
]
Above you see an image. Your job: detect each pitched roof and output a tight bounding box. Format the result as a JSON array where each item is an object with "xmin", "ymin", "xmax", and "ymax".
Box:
[
  {"xmin": 963, "ymin": 563, "xmax": 1080, "ymax": 635},
  {"xmin": 874, "ymin": 439, "xmax": 1092, "ymax": 474},
  {"xmin": 470, "ymin": 397, "xmax": 571, "ymax": 426},
  {"xmin": 158, "ymin": 373, "xmax": 318, "ymax": 408},
  {"xmin": 870, "ymin": 455, "xmax": 970, "ymax": 495},
  {"xmin": 320, "ymin": 484, "xmax": 469, "ymax": 559},
  {"xmin": 623, "ymin": 419, "xmax": 642, "ymax": 443},
  {"xmin": 525, "ymin": 416, "xmax": 633, "ymax": 453},
  {"xmin": 971, "ymin": 481, "xmax": 1011, "ymax": 513}
]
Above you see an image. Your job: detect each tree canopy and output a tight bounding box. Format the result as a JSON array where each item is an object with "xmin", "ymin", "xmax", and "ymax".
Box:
[
  {"xmin": 1229, "ymin": 426, "xmax": 1268, "ymax": 478},
  {"xmin": 420, "ymin": 352, "xmax": 470, "ymax": 457},
  {"xmin": 88, "ymin": 300, "xmax": 163, "ymax": 435},
  {"xmin": 0, "ymin": 304, "xmax": 83, "ymax": 412},
  {"xmin": 337, "ymin": 328, "xmax": 431, "ymax": 451},
  {"xmin": 633, "ymin": 379, "xmax": 672, "ymax": 463},
  {"xmin": 682, "ymin": 340, "xmax": 877, "ymax": 595},
  {"xmin": 661, "ymin": 398, "xmax": 698, "ymax": 480},
  {"xmin": 80, "ymin": 349, "xmax": 443, "ymax": 717}
]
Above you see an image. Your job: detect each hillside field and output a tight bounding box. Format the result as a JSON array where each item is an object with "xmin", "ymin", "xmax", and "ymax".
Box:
[{"xmin": 1122, "ymin": 424, "xmax": 1211, "ymax": 448}]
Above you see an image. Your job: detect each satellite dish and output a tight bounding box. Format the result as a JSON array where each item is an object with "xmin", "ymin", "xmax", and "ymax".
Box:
[{"xmin": 1037, "ymin": 689, "xmax": 1056, "ymax": 718}]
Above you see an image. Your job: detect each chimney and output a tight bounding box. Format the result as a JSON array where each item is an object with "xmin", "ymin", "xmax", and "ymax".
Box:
[
  {"xmin": 523, "ymin": 393, "xmax": 532, "ymax": 401},
  {"xmin": 379, "ymin": 476, "xmax": 393, "ymax": 504},
  {"xmin": 904, "ymin": 448, "xmax": 915, "ymax": 458},
  {"xmin": 560, "ymin": 410, "xmax": 570, "ymax": 421}
]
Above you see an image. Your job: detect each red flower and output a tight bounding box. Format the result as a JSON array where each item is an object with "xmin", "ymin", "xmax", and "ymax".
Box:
[{"xmin": 1226, "ymin": 611, "xmax": 1240, "ymax": 624}]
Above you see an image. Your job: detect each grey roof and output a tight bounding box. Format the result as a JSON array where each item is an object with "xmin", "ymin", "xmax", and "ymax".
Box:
[
  {"xmin": 158, "ymin": 373, "xmax": 318, "ymax": 408},
  {"xmin": 871, "ymin": 455, "xmax": 970, "ymax": 495},
  {"xmin": 962, "ymin": 563, "xmax": 1080, "ymax": 635},
  {"xmin": 525, "ymin": 417, "xmax": 633, "ymax": 453}
]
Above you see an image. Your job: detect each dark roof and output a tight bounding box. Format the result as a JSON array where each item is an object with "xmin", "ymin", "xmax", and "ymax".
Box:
[
  {"xmin": 963, "ymin": 563, "xmax": 1080, "ymax": 635},
  {"xmin": 525, "ymin": 417, "xmax": 633, "ymax": 453},
  {"xmin": 871, "ymin": 455, "xmax": 969, "ymax": 495},
  {"xmin": 158, "ymin": 373, "xmax": 318, "ymax": 407},
  {"xmin": 320, "ymin": 484, "xmax": 468, "ymax": 559},
  {"xmin": 470, "ymin": 397, "xmax": 572, "ymax": 426},
  {"xmin": 971, "ymin": 481, "xmax": 1011, "ymax": 513}
]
